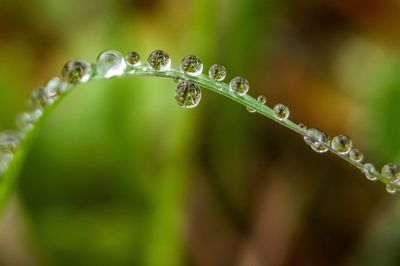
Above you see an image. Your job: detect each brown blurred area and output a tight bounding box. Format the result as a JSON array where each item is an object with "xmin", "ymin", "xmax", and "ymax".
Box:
[{"xmin": 1, "ymin": 0, "xmax": 400, "ymax": 266}]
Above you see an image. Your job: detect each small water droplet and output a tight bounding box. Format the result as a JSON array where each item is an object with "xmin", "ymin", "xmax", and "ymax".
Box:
[
  {"xmin": 0, "ymin": 131, "xmax": 20, "ymax": 153},
  {"xmin": 43, "ymin": 78, "xmax": 60, "ymax": 98},
  {"xmin": 303, "ymin": 128, "xmax": 330, "ymax": 153},
  {"xmin": 16, "ymin": 110, "xmax": 42, "ymax": 132},
  {"xmin": 181, "ymin": 55, "xmax": 203, "ymax": 76},
  {"xmin": 208, "ymin": 64, "xmax": 226, "ymax": 81},
  {"xmin": 0, "ymin": 153, "xmax": 13, "ymax": 177},
  {"xmin": 298, "ymin": 123, "xmax": 307, "ymax": 132},
  {"xmin": 257, "ymin": 95, "xmax": 266, "ymax": 104},
  {"xmin": 229, "ymin": 77, "xmax": 249, "ymax": 95},
  {"xmin": 386, "ymin": 184, "xmax": 397, "ymax": 194},
  {"xmin": 363, "ymin": 163, "xmax": 377, "ymax": 181},
  {"xmin": 62, "ymin": 60, "xmax": 92, "ymax": 84},
  {"xmin": 125, "ymin": 51, "xmax": 141, "ymax": 66},
  {"xmin": 349, "ymin": 148, "xmax": 364, "ymax": 163},
  {"xmin": 246, "ymin": 106, "xmax": 256, "ymax": 113},
  {"xmin": 381, "ymin": 163, "xmax": 400, "ymax": 183},
  {"xmin": 246, "ymin": 95, "xmax": 267, "ymax": 113},
  {"xmin": 273, "ymin": 104, "xmax": 290, "ymax": 120},
  {"xmin": 96, "ymin": 50, "xmax": 126, "ymax": 78},
  {"xmin": 331, "ymin": 134, "xmax": 353, "ymax": 155},
  {"xmin": 148, "ymin": 50, "xmax": 171, "ymax": 71},
  {"xmin": 28, "ymin": 88, "xmax": 51, "ymax": 110},
  {"xmin": 175, "ymin": 80, "xmax": 201, "ymax": 108}
]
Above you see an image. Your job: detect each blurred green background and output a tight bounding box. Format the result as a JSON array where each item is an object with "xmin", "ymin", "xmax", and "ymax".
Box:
[{"xmin": 1, "ymin": 0, "xmax": 400, "ymax": 265}]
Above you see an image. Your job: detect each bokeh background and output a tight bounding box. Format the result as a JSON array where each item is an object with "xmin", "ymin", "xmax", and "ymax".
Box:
[{"xmin": 1, "ymin": 0, "xmax": 400, "ymax": 265}]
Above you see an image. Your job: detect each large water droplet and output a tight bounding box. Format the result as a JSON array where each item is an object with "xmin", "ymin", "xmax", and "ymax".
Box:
[
  {"xmin": 175, "ymin": 80, "xmax": 201, "ymax": 108},
  {"xmin": 331, "ymin": 134, "xmax": 353, "ymax": 155},
  {"xmin": 303, "ymin": 128, "xmax": 330, "ymax": 153},
  {"xmin": 125, "ymin": 51, "xmax": 141, "ymax": 66},
  {"xmin": 62, "ymin": 60, "xmax": 92, "ymax": 84},
  {"xmin": 208, "ymin": 64, "xmax": 226, "ymax": 81},
  {"xmin": 349, "ymin": 148, "xmax": 364, "ymax": 163},
  {"xmin": 96, "ymin": 50, "xmax": 126, "ymax": 78},
  {"xmin": 273, "ymin": 104, "xmax": 290, "ymax": 120},
  {"xmin": 381, "ymin": 163, "xmax": 400, "ymax": 183},
  {"xmin": 0, "ymin": 131, "xmax": 20, "ymax": 153},
  {"xmin": 229, "ymin": 77, "xmax": 249, "ymax": 95},
  {"xmin": 363, "ymin": 163, "xmax": 377, "ymax": 181},
  {"xmin": 181, "ymin": 55, "xmax": 203, "ymax": 76},
  {"xmin": 148, "ymin": 50, "xmax": 171, "ymax": 71}
]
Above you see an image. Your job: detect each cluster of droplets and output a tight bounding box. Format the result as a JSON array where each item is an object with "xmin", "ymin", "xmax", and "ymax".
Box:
[{"xmin": 0, "ymin": 48, "xmax": 398, "ymax": 195}]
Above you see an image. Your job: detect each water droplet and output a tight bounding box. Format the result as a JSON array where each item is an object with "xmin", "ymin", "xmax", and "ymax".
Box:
[
  {"xmin": 181, "ymin": 55, "xmax": 203, "ymax": 76},
  {"xmin": 16, "ymin": 110, "xmax": 42, "ymax": 132},
  {"xmin": 47, "ymin": 77, "xmax": 69, "ymax": 94},
  {"xmin": 229, "ymin": 77, "xmax": 249, "ymax": 95},
  {"xmin": 381, "ymin": 163, "xmax": 400, "ymax": 183},
  {"xmin": 246, "ymin": 95, "xmax": 267, "ymax": 113},
  {"xmin": 28, "ymin": 88, "xmax": 50, "ymax": 110},
  {"xmin": 0, "ymin": 153, "xmax": 13, "ymax": 177},
  {"xmin": 125, "ymin": 51, "xmax": 141, "ymax": 66},
  {"xmin": 175, "ymin": 80, "xmax": 201, "ymax": 108},
  {"xmin": 96, "ymin": 50, "xmax": 126, "ymax": 78},
  {"xmin": 386, "ymin": 184, "xmax": 396, "ymax": 194},
  {"xmin": 303, "ymin": 128, "xmax": 330, "ymax": 153},
  {"xmin": 331, "ymin": 134, "xmax": 353, "ymax": 155},
  {"xmin": 148, "ymin": 50, "xmax": 171, "ymax": 71},
  {"xmin": 246, "ymin": 106, "xmax": 256, "ymax": 113},
  {"xmin": 0, "ymin": 131, "xmax": 20, "ymax": 153},
  {"xmin": 298, "ymin": 123, "xmax": 307, "ymax": 132},
  {"xmin": 62, "ymin": 60, "xmax": 92, "ymax": 84},
  {"xmin": 363, "ymin": 163, "xmax": 377, "ymax": 181},
  {"xmin": 273, "ymin": 104, "xmax": 290, "ymax": 120},
  {"xmin": 208, "ymin": 64, "xmax": 226, "ymax": 81},
  {"xmin": 349, "ymin": 148, "xmax": 364, "ymax": 163},
  {"xmin": 257, "ymin": 95, "xmax": 266, "ymax": 104}
]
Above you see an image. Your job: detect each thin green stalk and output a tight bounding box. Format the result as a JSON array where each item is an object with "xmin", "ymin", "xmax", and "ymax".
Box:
[{"xmin": 0, "ymin": 50, "xmax": 396, "ymax": 214}]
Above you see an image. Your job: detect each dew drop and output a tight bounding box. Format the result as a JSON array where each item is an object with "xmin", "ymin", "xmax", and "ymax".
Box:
[
  {"xmin": 381, "ymin": 163, "xmax": 400, "ymax": 183},
  {"xmin": 181, "ymin": 55, "xmax": 203, "ymax": 76},
  {"xmin": 96, "ymin": 50, "xmax": 126, "ymax": 78},
  {"xmin": 298, "ymin": 123, "xmax": 307, "ymax": 132},
  {"xmin": 349, "ymin": 148, "xmax": 364, "ymax": 163},
  {"xmin": 363, "ymin": 163, "xmax": 377, "ymax": 181},
  {"xmin": 331, "ymin": 134, "xmax": 353, "ymax": 155},
  {"xmin": 148, "ymin": 50, "xmax": 171, "ymax": 71},
  {"xmin": 0, "ymin": 131, "xmax": 20, "ymax": 153},
  {"xmin": 229, "ymin": 77, "xmax": 249, "ymax": 95},
  {"xmin": 257, "ymin": 95, "xmax": 266, "ymax": 104},
  {"xmin": 273, "ymin": 104, "xmax": 290, "ymax": 120},
  {"xmin": 175, "ymin": 80, "xmax": 201, "ymax": 109},
  {"xmin": 0, "ymin": 153, "xmax": 13, "ymax": 177},
  {"xmin": 246, "ymin": 106, "xmax": 256, "ymax": 113},
  {"xmin": 16, "ymin": 110, "xmax": 42, "ymax": 132},
  {"xmin": 208, "ymin": 64, "xmax": 226, "ymax": 81},
  {"xmin": 386, "ymin": 184, "xmax": 397, "ymax": 194},
  {"xmin": 303, "ymin": 128, "xmax": 330, "ymax": 153},
  {"xmin": 125, "ymin": 51, "xmax": 141, "ymax": 66},
  {"xmin": 62, "ymin": 60, "xmax": 92, "ymax": 84},
  {"xmin": 28, "ymin": 88, "xmax": 50, "ymax": 110},
  {"xmin": 247, "ymin": 95, "xmax": 267, "ymax": 113}
]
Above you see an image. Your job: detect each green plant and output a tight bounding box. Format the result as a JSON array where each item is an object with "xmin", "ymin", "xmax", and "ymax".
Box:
[{"xmin": 0, "ymin": 49, "xmax": 398, "ymax": 212}]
